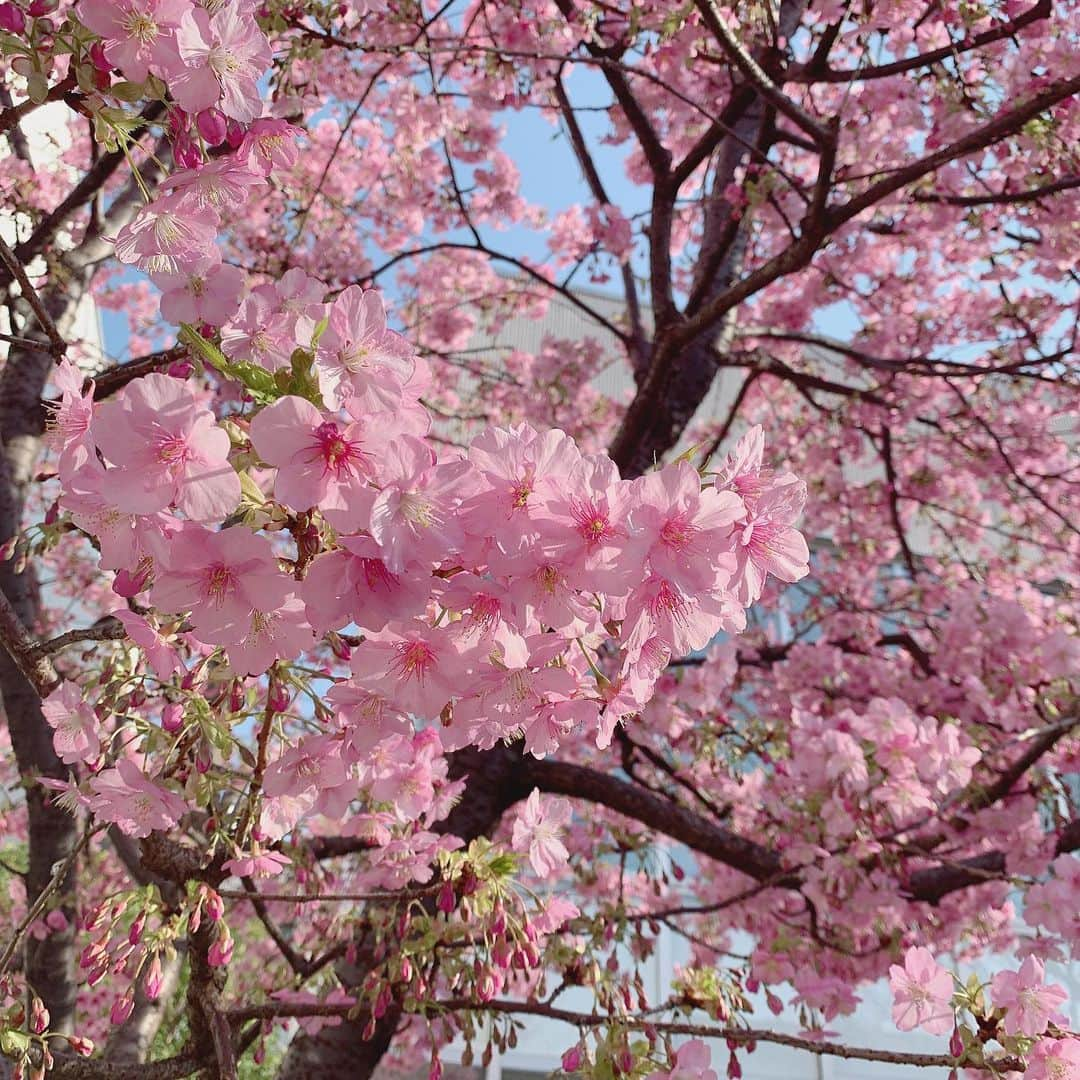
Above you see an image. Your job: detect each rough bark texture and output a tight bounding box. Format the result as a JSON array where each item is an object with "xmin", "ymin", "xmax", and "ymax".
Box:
[{"xmin": 0, "ymin": 282, "xmax": 92, "ymax": 1032}]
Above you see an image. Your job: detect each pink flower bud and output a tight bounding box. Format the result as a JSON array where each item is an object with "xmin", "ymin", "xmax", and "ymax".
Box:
[
  {"xmin": 226, "ymin": 118, "xmax": 246, "ymax": 148},
  {"xmin": 727, "ymin": 1053, "xmax": 741, "ymax": 1080},
  {"xmin": 113, "ymin": 564, "xmax": 151, "ymax": 597},
  {"xmin": 0, "ymin": 3, "xmax": 26, "ymax": 33},
  {"xmin": 204, "ymin": 888, "xmax": 225, "ymax": 922},
  {"xmin": 173, "ymin": 131, "xmax": 202, "ymax": 169},
  {"xmin": 437, "ymin": 881, "xmax": 455, "ymax": 914},
  {"xmin": 110, "ymin": 992, "xmax": 134, "ymax": 1025},
  {"xmin": 949, "ymin": 1027, "xmax": 963, "ymax": 1059},
  {"xmin": 68, "ymin": 1035, "xmax": 94, "ymax": 1057},
  {"xmin": 88, "ymin": 40, "xmax": 110, "ymax": 72},
  {"xmin": 207, "ymin": 923, "xmax": 233, "ymax": 967},
  {"xmin": 329, "ymin": 633, "xmax": 352, "ymax": 661},
  {"xmin": 161, "ymin": 702, "xmax": 184, "ymax": 733},
  {"xmin": 562, "ymin": 1046, "xmax": 583, "ymax": 1072},
  {"xmin": 128, "ymin": 912, "xmax": 145, "ymax": 945},
  {"xmin": 167, "ymin": 359, "xmax": 194, "ymax": 380},
  {"xmin": 268, "ymin": 679, "xmax": 290, "ymax": 714},
  {"xmin": 617, "ymin": 1049, "xmax": 634, "ymax": 1074},
  {"xmin": 197, "ymin": 108, "xmax": 228, "ymax": 146},
  {"xmin": 144, "ymin": 953, "xmax": 164, "ymax": 1000},
  {"xmin": 30, "ymin": 997, "xmax": 49, "ymax": 1034},
  {"xmin": 429, "ymin": 1057, "xmax": 443, "ymax": 1080}
]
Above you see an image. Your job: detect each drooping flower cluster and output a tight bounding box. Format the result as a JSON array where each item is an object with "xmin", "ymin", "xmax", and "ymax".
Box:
[{"xmin": 50, "ymin": 326, "xmax": 808, "ymax": 841}]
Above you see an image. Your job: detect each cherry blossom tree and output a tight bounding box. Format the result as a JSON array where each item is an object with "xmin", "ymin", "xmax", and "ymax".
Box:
[{"xmin": 0, "ymin": 1, "xmax": 1077, "ymax": 1078}]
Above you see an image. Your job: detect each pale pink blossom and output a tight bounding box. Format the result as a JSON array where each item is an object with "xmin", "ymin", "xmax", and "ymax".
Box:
[
  {"xmin": 114, "ymin": 193, "xmax": 220, "ymax": 275},
  {"xmin": 45, "ymin": 359, "xmax": 95, "ymax": 477},
  {"xmin": 626, "ymin": 462, "xmax": 744, "ymax": 592},
  {"xmin": 991, "ymin": 956, "xmax": 1068, "ymax": 1036},
  {"xmin": 301, "ymin": 536, "xmax": 431, "ymax": 635},
  {"xmin": 172, "ymin": 5, "xmax": 272, "ymax": 121},
  {"xmin": 111, "ymin": 609, "xmax": 184, "ymax": 679},
  {"xmin": 88, "ymin": 760, "xmax": 187, "ymax": 837},
  {"xmin": 354, "ymin": 436, "xmax": 470, "ymax": 572},
  {"xmin": 225, "ymin": 596, "xmax": 314, "ymax": 676},
  {"xmin": 348, "ymin": 623, "xmax": 469, "ymax": 719},
  {"xmin": 93, "ymin": 374, "xmax": 240, "ymax": 522},
  {"xmin": 76, "ymin": 0, "xmax": 190, "ymax": 83},
  {"xmin": 41, "ymin": 682, "xmax": 100, "ymax": 765},
  {"xmin": 648, "ymin": 1040, "xmax": 717, "ymax": 1080},
  {"xmin": 1026, "ymin": 1038, "xmax": 1080, "ymax": 1080},
  {"xmin": 511, "ymin": 788, "xmax": 572, "ymax": 878},
  {"xmin": 249, "ymin": 395, "xmax": 376, "ymax": 516},
  {"xmin": 315, "ymin": 287, "xmax": 415, "ymax": 411},
  {"xmin": 153, "ymin": 256, "xmax": 245, "ymax": 327},
  {"xmin": 241, "ymin": 117, "xmax": 301, "ymax": 174},
  {"xmin": 889, "ymin": 946, "xmax": 954, "ymax": 1035},
  {"xmin": 151, "ymin": 526, "xmax": 291, "ymax": 644}
]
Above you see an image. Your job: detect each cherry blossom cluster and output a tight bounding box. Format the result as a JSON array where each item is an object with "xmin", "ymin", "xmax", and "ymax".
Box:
[
  {"xmin": 890, "ymin": 947, "xmax": 1078, "ymax": 1080},
  {"xmin": 45, "ymin": 322, "xmax": 809, "ymax": 837}
]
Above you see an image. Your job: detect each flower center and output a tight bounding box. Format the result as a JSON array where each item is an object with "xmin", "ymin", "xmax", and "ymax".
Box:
[
  {"xmin": 649, "ymin": 579, "xmax": 690, "ymax": 622},
  {"xmin": 399, "ymin": 491, "xmax": 436, "ymax": 527},
  {"xmin": 535, "ymin": 565, "xmax": 560, "ymax": 594},
  {"xmin": 203, "ymin": 563, "xmax": 236, "ymax": 604},
  {"xmin": 659, "ymin": 511, "xmax": 698, "ymax": 552},
  {"xmin": 208, "ymin": 45, "xmax": 242, "ymax": 78},
  {"xmin": 338, "ymin": 342, "xmax": 371, "ymax": 373},
  {"xmin": 153, "ymin": 213, "xmax": 184, "ymax": 246},
  {"xmin": 156, "ymin": 433, "xmax": 191, "ymax": 466},
  {"xmin": 570, "ymin": 497, "xmax": 612, "ymax": 546},
  {"xmin": 507, "ymin": 669, "xmax": 533, "ymax": 705},
  {"xmin": 390, "ymin": 640, "xmax": 436, "ymax": 682},
  {"xmin": 123, "ymin": 11, "xmax": 158, "ymax": 43},
  {"xmin": 310, "ymin": 421, "xmax": 368, "ymax": 479}
]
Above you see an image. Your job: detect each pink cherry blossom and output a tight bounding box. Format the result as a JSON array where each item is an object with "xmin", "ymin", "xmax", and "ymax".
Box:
[
  {"xmin": 76, "ymin": 0, "xmax": 190, "ymax": 83},
  {"xmin": 249, "ymin": 395, "xmax": 377, "ymax": 516},
  {"xmin": 511, "ymin": 788, "xmax": 572, "ymax": 878},
  {"xmin": 241, "ymin": 118, "xmax": 301, "ymax": 175},
  {"xmin": 41, "ymin": 682, "xmax": 100, "ymax": 765},
  {"xmin": 648, "ymin": 1040, "xmax": 718, "ymax": 1080},
  {"xmin": 172, "ymin": 5, "xmax": 271, "ymax": 121},
  {"xmin": 626, "ymin": 461, "xmax": 744, "ymax": 592},
  {"xmin": 1026, "ymin": 1038, "xmax": 1080, "ymax": 1080},
  {"xmin": 150, "ymin": 526, "xmax": 291, "ymax": 644},
  {"xmin": 623, "ymin": 574, "xmax": 745, "ymax": 660},
  {"xmin": 153, "ymin": 256, "xmax": 245, "ymax": 327},
  {"xmin": 111, "ymin": 609, "xmax": 184, "ymax": 679},
  {"xmin": 357, "ymin": 436, "xmax": 470, "ymax": 572},
  {"xmin": 315, "ymin": 286, "xmax": 416, "ymax": 411},
  {"xmin": 113, "ymin": 192, "xmax": 220, "ymax": 275},
  {"xmin": 889, "ymin": 946, "xmax": 955, "ymax": 1035},
  {"xmin": 93, "ymin": 373, "xmax": 240, "ymax": 522},
  {"xmin": 88, "ymin": 759, "xmax": 187, "ymax": 837},
  {"xmin": 348, "ymin": 623, "xmax": 469, "ymax": 719},
  {"xmin": 991, "ymin": 956, "xmax": 1068, "ymax": 1036},
  {"xmin": 225, "ymin": 596, "xmax": 314, "ymax": 676},
  {"xmin": 45, "ymin": 359, "xmax": 95, "ymax": 477},
  {"xmin": 301, "ymin": 536, "xmax": 431, "ymax": 635}
]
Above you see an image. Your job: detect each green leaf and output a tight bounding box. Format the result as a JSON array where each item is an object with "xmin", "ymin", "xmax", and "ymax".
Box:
[
  {"xmin": 178, "ymin": 324, "xmax": 280, "ymax": 405},
  {"xmin": 111, "ymin": 80, "xmax": 147, "ymax": 102}
]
